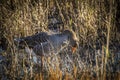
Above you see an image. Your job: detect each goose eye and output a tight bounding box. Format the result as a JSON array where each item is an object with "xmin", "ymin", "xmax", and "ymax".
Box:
[{"xmin": 73, "ymin": 42, "xmax": 78, "ymax": 47}]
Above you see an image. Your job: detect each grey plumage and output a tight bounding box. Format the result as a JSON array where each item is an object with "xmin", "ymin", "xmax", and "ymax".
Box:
[{"xmin": 15, "ymin": 30, "xmax": 79, "ymax": 56}]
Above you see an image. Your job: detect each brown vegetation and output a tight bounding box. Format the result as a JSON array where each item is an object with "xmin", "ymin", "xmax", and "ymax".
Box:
[{"xmin": 0, "ymin": 0, "xmax": 120, "ymax": 80}]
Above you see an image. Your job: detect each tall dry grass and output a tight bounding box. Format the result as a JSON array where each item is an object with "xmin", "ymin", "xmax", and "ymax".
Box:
[{"xmin": 0, "ymin": 0, "xmax": 120, "ymax": 80}]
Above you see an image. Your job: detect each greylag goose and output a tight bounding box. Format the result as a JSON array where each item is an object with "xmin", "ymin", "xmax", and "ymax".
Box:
[{"xmin": 14, "ymin": 29, "xmax": 79, "ymax": 57}]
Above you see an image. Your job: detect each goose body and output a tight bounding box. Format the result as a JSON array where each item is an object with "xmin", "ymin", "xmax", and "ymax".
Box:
[{"xmin": 15, "ymin": 30, "xmax": 78, "ymax": 57}]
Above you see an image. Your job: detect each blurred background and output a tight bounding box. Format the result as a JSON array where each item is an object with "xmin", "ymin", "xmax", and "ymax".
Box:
[{"xmin": 0, "ymin": 0, "xmax": 120, "ymax": 80}]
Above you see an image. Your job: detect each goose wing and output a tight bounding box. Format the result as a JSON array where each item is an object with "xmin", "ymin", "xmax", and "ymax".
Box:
[{"xmin": 15, "ymin": 32, "xmax": 49, "ymax": 48}]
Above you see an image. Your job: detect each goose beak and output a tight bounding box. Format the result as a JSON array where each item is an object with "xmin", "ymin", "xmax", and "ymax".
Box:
[
  {"xmin": 71, "ymin": 46, "xmax": 77, "ymax": 53},
  {"xmin": 71, "ymin": 41, "xmax": 78, "ymax": 53}
]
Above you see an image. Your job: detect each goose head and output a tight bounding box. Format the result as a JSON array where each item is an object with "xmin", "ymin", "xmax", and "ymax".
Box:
[{"xmin": 62, "ymin": 30, "xmax": 79, "ymax": 53}]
